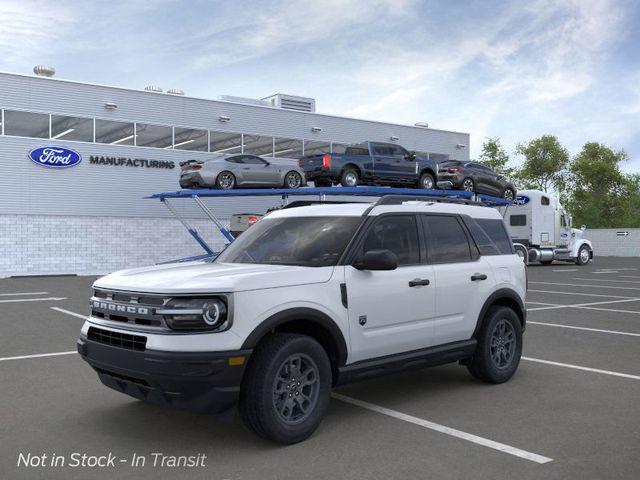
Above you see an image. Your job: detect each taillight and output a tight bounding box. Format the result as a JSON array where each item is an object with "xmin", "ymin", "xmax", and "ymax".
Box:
[
  {"xmin": 247, "ymin": 215, "xmax": 259, "ymax": 227},
  {"xmin": 449, "ymin": 167, "xmax": 461, "ymax": 173},
  {"xmin": 296, "ymin": 159, "xmax": 301, "ymax": 167},
  {"xmin": 322, "ymin": 153, "xmax": 331, "ymax": 168}
]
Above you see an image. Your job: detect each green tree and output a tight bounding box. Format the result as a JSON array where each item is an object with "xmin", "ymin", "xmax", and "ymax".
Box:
[
  {"xmin": 566, "ymin": 142, "xmax": 635, "ymax": 228},
  {"xmin": 478, "ymin": 137, "xmax": 513, "ymax": 176},
  {"xmin": 514, "ymin": 135, "xmax": 569, "ymax": 192}
]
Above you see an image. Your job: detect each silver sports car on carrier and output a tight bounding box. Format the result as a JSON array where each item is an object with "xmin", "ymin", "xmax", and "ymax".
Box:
[{"xmin": 179, "ymin": 154, "xmax": 307, "ymax": 190}]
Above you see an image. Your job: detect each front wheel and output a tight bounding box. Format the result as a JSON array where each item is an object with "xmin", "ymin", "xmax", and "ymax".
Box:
[
  {"xmin": 239, "ymin": 333, "xmax": 332, "ymax": 444},
  {"xmin": 467, "ymin": 306, "xmax": 522, "ymax": 384},
  {"xmin": 575, "ymin": 245, "xmax": 591, "ymax": 265},
  {"xmin": 418, "ymin": 172, "xmax": 435, "ymax": 189},
  {"xmin": 284, "ymin": 171, "xmax": 303, "ymax": 189}
]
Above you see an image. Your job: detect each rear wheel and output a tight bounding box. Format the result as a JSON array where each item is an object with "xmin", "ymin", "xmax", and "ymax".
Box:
[
  {"xmin": 340, "ymin": 168, "xmax": 359, "ymax": 187},
  {"xmin": 239, "ymin": 333, "xmax": 332, "ymax": 444},
  {"xmin": 502, "ymin": 187, "xmax": 515, "ymax": 200},
  {"xmin": 216, "ymin": 171, "xmax": 236, "ymax": 190},
  {"xmin": 576, "ymin": 245, "xmax": 591, "ymax": 265},
  {"xmin": 418, "ymin": 172, "xmax": 435, "ymax": 189},
  {"xmin": 284, "ymin": 171, "xmax": 303, "ymax": 189},
  {"xmin": 467, "ymin": 306, "xmax": 522, "ymax": 384},
  {"xmin": 462, "ymin": 178, "xmax": 475, "ymax": 192}
]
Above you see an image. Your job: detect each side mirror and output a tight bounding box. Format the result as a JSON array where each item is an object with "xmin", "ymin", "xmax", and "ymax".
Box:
[
  {"xmin": 581, "ymin": 225, "xmax": 586, "ymax": 231},
  {"xmin": 404, "ymin": 151, "xmax": 416, "ymax": 161},
  {"xmin": 353, "ymin": 249, "xmax": 398, "ymax": 271}
]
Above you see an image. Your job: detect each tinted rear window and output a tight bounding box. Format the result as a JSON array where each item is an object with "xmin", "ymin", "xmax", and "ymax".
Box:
[
  {"xmin": 345, "ymin": 147, "xmax": 369, "ymax": 156},
  {"xmin": 422, "ymin": 216, "xmax": 472, "ymax": 263},
  {"xmin": 466, "ymin": 218, "xmax": 514, "ymax": 255}
]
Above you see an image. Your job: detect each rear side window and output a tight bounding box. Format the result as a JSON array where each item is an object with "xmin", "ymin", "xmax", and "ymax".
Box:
[
  {"xmin": 510, "ymin": 215, "xmax": 526, "ymax": 226},
  {"xmin": 422, "ymin": 216, "xmax": 472, "ymax": 263},
  {"xmin": 467, "ymin": 218, "xmax": 514, "ymax": 255},
  {"xmin": 226, "ymin": 156, "xmax": 244, "ymax": 164},
  {"xmin": 361, "ymin": 216, "xmax": 420, "ymax": 266},
  {"xmin": 345, "ymin": 147, "xmax": 369, "ymax": 156}
]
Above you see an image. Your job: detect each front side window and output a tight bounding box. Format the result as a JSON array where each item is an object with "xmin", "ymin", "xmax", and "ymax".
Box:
[
  {"xmin": 243, "ymin": 155, "xmax": 267, "ymax": 165},
  {"xmin": 423, "ymin": 215, "xmax": 472, "ymax": 263},
  {"xmin": 360, "ymin": 216, "xmax": 420, "ymax": 266},
  {"xmin": 4, "ymin": 110, "xmax": 49, "ymax": 138},
  {"xmin": 216, "ymin": 216, "xmax": 362, "ymax": 267},
  {"xmin": 541, "ymin": 196, "xmax": 550, "ymax": 206}
]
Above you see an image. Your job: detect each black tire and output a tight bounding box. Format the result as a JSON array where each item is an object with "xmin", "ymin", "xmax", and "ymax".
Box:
[
  {"xmin": 239, "ymin": 333, "xmax": 332, "ymax": 444},
  {"xmin": 462, "ymin": 177, "xmax": 475, "ymax": 192},
  {"xmin": 540, "ymin": 260, "xmax": 553, "ymax": 265},
  {"xmin": 340, "ymin": 168, "xmax": 359, "ymax": 187},
  {"xmin": 284, "ymin": 171, "xmax": 303, "ymax": 189},
  {"xmin": 502, "ymin": 187, "xmax": 515, "ymax": 200},
  {"xmin": 418, "ymin": 172, "xmax": 435, "ymax": 189},
  {"xmin": 575, "ymin": 245, "xmax": 591, "ymax": 265},
  {"xmin": 216, "ymin": 171, "xmax": 236, "ymax": 190},
  {"xmin": 467, "ymin": 306, "xmax": 522, "ymax": 384}
]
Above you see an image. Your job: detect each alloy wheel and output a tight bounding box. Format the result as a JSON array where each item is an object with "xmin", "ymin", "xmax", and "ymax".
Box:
[
  {"xmin": 580, "ymin": 247, "xmax": 590, "ymax": 263},
  {"xmin": 490, "ymin": 319, "xmax": 516, "ymax": 369},
  {"xmin": 344, "ymin": 172, "xmax": 358, "ymax": 187},
  {"xmin": 503, "ymin": 188, "xmax": 515, "ymax": 200},
  {"xmin": 218, "ymin": 172, "xmax": 235, "ymax": 189},
  {"xmin": 286, "ymin": 172, "xmax": 302, "ymax": 189},
  {"xmin": 462, "ymin": 179, "xmax": 474, "ymax": 192},
  {"xmin": 421, "ymin": 176, "xmax": 434, "ymax": 189},
  {"xmin": 272, "ymin": 353, "xmax": 320, "ymax": 425}
]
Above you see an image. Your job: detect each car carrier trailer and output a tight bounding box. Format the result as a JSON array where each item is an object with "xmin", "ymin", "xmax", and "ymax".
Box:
[{"xmin": 146, "ymin": 186, "xmax": 512, "ymax": 261}]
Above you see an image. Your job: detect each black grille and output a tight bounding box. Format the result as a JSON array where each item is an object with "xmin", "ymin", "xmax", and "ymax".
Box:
[{"xmin": 88, "ymin": 327, "xmax": 147, "ymax": 351}]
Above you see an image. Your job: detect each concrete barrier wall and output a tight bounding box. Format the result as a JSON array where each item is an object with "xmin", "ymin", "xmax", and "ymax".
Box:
[{"xmin": 584, "ymin": 228, "xmax": 640, "ymax": 257}]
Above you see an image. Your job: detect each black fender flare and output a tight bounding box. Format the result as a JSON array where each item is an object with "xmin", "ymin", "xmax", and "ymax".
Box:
[
  {"xmin": 241, "ymin": 307, "xmax": 348, "ymax": 366},
  {"xmin": 472, "ymin": 288, "xmax": 526, "ymax": 338}
]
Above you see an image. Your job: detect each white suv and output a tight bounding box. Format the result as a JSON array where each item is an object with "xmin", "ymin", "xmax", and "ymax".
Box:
[{"xmin": 78, "ymin": 196, "xmax": 527, "ymax": 444}]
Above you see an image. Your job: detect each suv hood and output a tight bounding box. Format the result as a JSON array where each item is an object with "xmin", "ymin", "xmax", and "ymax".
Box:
[{"xmin": 93, "ymin": 261, "xmax": 334, "ymax": 294}]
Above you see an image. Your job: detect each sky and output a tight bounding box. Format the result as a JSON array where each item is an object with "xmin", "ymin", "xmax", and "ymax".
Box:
[{"xmin": 1, "ymin": 0, "xmax": 639, "ymax": 172}]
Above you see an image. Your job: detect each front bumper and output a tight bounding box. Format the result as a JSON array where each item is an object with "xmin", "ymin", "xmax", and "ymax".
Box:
[{"xmin": 77, "ymin": 335, "xmax": 251, "ymax": 414}]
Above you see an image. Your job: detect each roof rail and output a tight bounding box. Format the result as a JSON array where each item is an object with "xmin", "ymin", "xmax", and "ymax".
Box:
[{"xmin": 373, "ymin": 194, "xmax": 482, "ymax": 207}]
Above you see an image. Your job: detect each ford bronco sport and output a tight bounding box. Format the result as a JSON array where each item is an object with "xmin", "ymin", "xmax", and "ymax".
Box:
[{"xmin": 78, "ymin": 196, "xmax": 526, "ymax": 444}]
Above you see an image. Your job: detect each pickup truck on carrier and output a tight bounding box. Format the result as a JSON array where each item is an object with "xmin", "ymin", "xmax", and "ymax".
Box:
[{"xmin": 299, "ymin": 141, "xmax": 441, "ymax": 189}]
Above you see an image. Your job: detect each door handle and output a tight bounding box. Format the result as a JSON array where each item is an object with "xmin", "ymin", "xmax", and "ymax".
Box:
[
  {"xmin": 409, "ymin": 278, "xmax": 430, "ymax": 287},
  {"xmin": 471, "ymin": 274, "xmax": 487, "ymax": 281}
]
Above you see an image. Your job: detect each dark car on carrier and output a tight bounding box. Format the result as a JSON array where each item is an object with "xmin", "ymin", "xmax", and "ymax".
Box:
[
  {"xmin": 298, "ymin": 141, "xmax": 442, "ymax": 190},
  {"xmin": 438, "ymin": 160, "xmax": 517, "ymax": 200}
]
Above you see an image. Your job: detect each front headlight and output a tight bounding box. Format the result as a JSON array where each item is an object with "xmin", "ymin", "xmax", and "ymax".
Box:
[{"xmin": 158, "ymin": 297, "xmax": 231, "ymax": 332}]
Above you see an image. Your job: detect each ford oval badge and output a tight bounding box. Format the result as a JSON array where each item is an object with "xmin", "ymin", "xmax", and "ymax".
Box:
[
  {"xmin": 514, "ymin": 195, "xmax": 530, "ymax": 206},
  {"xmin": 28, "ymin": 146, "xmax": 82, "ymax": 168}
]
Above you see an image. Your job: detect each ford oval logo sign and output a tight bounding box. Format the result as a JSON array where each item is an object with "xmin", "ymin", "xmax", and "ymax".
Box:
[
  {"xmin": 514, "ymin": 195, "xmax": 530, "ymax": 206},
  {"xmin": 28, "ymin": 146, "xmax": 82, "ymax": 168}
]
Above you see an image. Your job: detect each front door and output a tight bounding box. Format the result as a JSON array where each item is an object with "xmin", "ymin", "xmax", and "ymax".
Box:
[{"xmin": 344, "ymin": 214, "xmax": 436, "ymax": 363}]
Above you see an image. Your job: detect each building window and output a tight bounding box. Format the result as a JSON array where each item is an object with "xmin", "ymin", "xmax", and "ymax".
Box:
[
  {"xmin": 51, "ymin": 115, "xmax": 93, "ymax": 142},
  {"xmin": 173, "ymin": 127, "xmax": 208, "ymax": 151},
  {"xmin": 243, "ymin": 134, "xmax": 274, "ymax": 156},
  {"xmin": 303, "ymin": 140, "xmax": 331, "ymax": 156},
  {"xmin": 135, "ymin": 123, "xmax": 172, "ymax": 149},
  {"xmin": 331, "ymin": 143, "xmax": 348, "ymax": 154},
  {"xmin": 95, "ymin": 119, "xmax": 135, "ymax": 145},
  {"xmin": 274, "ymin": 137, "xmax": 303, "ymax": 158},
  {"xmin": 3, "ymin": 110, "xmax": 49, "ymax": 138},
  {"xmin": 210, "ymin": 131, "xmax": 242, "ymax": 154},
  {"xmin": 429, "ymin": 153, "xmax": 450, "ymax": 163}
]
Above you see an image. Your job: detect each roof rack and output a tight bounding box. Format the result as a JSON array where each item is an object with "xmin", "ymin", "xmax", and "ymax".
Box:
[{"xmin": 146, "ymin": 186, "xmax": 511, "ymax": 260}]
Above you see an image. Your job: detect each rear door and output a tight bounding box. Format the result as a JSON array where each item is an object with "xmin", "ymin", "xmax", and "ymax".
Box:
[
  {"xmin": 421, "ymin": 215, "xmax": 495, "ymax": 344},
  {"xmin": 345, "ymin": 214, "xmax": 436, "ymax": 362},
  {"xmin": 371, "ymin": 143, "xmax": 396, "ymax": 180}
]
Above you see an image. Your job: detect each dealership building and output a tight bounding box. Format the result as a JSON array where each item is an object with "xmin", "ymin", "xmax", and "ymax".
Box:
[{"xmin": 0, "ymin": 69, "xmax": 470, "ymax": 277}]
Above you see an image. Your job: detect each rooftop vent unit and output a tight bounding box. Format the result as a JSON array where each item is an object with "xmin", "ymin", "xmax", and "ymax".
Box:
[
  {"xmin": 219, "ymin": 95, "xmax": 270, "ymax": 107},
  {"xmin": 33, "ymin": 65, "xmax": 55, "ymax": 77},
  {"xmin": 167, "ymin": 88, "xmax": 185, "ymax": 96},
  {"xmin": 262, "ymin": 94, "xmax": 316, "ymax": 113},
  {"xmin": 144, "ymin": 85, "xmax": 163, "ymax": 93}
]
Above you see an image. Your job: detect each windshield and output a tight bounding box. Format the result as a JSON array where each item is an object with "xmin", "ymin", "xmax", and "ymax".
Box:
[{"xmin": 215, "ymin": 216, "xmax": 362, "ymax": 267}]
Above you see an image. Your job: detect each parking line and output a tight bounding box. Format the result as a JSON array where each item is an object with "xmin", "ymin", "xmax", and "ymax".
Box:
[
  {"xmin": 527, "ymin": 297, "xmax": 640, "ymax": 312},
  {"xmin": 573, "ymin": 306, "xmax": 640, "ymax": 315},
  {"xmin": 50, "ymin": 307, "xmax": 87, "ymax": 319},
  {"xmin": 0, "ymin": 351, "xmax": 76, "ymax": 362},
  {"xmin": 332, "ymin": 393, "xmax": 553, "ymax": 464},
  {"xmin": 0, "ymin": 291, "xmax": 49, "ymax": 296},
  {"xmin": 526, "ymin": 301, "xmax": 561, "ymax": 306},
  {"xmin": 523, "ymin": 357, "xmax": 640, "ymax": 381},
  {"xmin": 529, "ymin": 281, "xmax": 640, "ymax": 292},
  {"xmin": 572, "ymin": 278, "xmax": 640, "ymax": 285},
  {"xmin": 621, "ymin": 275, "xmax": 640, "ymax": 279},
  {"xmin": 0, "ymin": 297, "xmax": 67, "ymax": 304},
  {"xmin": 528, "ymin": 289, "xmax": 638, "ymax": 299},
  {"xmin": 552, "ymin": 269, "xmax": 578, "ymax": 272},
  {"xmin": 528, "ymin": 321, "xmax": 640, "ymax": 337}
]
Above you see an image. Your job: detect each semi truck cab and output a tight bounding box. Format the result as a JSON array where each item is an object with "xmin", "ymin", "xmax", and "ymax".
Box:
[{"xmin": 500, "ymin": 189, "xmax": 593, "ymax": 265}]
